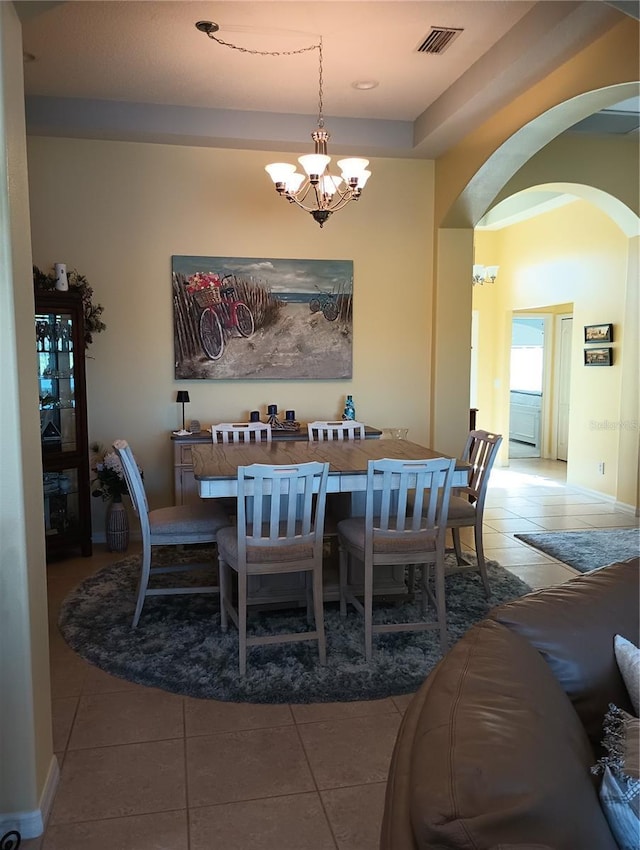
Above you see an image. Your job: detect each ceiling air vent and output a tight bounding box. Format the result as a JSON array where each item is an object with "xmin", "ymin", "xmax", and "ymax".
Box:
[{"xmin": 417, "ymin": 27, "xmax": 463, "ymax": 54}]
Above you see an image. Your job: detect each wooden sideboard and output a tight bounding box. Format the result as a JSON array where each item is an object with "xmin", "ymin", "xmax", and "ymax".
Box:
[{"xmin": 172, "ymin": 425, "xmax": 382, "ymax": 505}]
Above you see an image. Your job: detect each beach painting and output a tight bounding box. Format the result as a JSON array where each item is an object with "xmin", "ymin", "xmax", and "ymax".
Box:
[{"xmin": 172, "ymin": 256, "xmax": 353, "ymax": 380}]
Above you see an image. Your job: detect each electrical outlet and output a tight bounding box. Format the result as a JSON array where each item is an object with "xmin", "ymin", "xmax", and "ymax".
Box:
[{"xmin": 598, "ymin": 461, "xmax": 605, "ymax": 475}]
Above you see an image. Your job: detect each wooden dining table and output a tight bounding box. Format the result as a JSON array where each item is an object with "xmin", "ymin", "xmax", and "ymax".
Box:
[
  {"xmin": 192, "ymin": 439, "xmax": 469, "ymax": 606},
  {"xmin": 191, "ymin": 438, "xmax": 469, "ymax": 498}
]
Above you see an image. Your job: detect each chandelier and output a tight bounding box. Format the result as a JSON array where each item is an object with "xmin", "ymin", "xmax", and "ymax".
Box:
[
  {"xmin": 472, "ymin": 265, "xmax": 499, "ymax": 286},
  {"xmin": 196, "ymin": 22, "xmax": 371, "ymax": 228}
]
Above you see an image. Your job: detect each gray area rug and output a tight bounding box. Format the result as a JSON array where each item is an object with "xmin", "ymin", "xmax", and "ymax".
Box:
[
  {"xmin": 515, "ymin": 527, "xmax": 639, "ymax": 573},
  {"xmin": 58, "ymin": 551, "xmax": 531, "ymax": 703}
]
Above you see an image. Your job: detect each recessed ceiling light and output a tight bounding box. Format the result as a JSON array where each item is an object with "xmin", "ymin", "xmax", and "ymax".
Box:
[
  {"xmin": 352, "ymin": 80, "xmax": 379, "ymax": 91},
  {"xmin": 23, "ymin": 51, "xmax": 36, "ymax": 63}
]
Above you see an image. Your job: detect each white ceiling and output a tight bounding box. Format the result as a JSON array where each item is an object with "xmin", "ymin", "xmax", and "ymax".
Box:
[{"xmin": 18, "ymin": 1, "xmax": 637, "ymax": 159}]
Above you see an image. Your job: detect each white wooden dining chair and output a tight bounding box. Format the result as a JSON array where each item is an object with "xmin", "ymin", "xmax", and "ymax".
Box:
[
  {"xmin": 337, "ymin": 456, "xmax": 456, "ymax": 661},
  {"xmin": 113, "ymin": 440, "xmax": 231, "ymax": 628},
  {"xmin": 216, "ymin": 460, "xmax": 330, "ymax": 674},
  {"xmin": 307, "ymin": 420, "xmax": 365, "ymax": 441},
  {"xmin": 211, "ymin": 422, "xmax": 272, "ymax": 443},
  {"xmin": 448, "ymin": 429, "xmax": 503, "ymax": 597}
]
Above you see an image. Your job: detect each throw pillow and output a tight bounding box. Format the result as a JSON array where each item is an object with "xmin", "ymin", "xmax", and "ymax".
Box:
[
  {"xmin": 615, "ymin": 634, "xmax": 640, "ymax": 715},
  {"xmin": 593, "ymin": 704, "xmax": 640, "ymax": 850}
]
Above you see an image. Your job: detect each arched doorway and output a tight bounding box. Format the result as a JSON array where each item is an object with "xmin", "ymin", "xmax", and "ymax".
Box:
[{"xmin": 430, "ymin": 18, "xmax": 638, "ymax": 509}]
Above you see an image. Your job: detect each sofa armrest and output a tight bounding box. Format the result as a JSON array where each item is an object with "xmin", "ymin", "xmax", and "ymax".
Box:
[
  {"xmin": 381, "ymin": 619, "xmax": 618, "ymax": 850},
  {"xmin": 489, "ymin": 558, "xmax": 639, "ymax": 748}
]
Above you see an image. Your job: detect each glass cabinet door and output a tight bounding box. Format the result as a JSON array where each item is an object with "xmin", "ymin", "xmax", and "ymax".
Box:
[
  {"xmin": 35, "ymin": 291, "xmax": 92, "ymax": 557},
  {"xmin": 36, "ymin": 309, "xmax": 78, "ymax": 453}
]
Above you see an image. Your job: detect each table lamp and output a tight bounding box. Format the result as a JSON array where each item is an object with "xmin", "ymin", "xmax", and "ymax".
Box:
[{"xmin": 176, "ymin": 390, "xmax": 190, "ymax": 431}]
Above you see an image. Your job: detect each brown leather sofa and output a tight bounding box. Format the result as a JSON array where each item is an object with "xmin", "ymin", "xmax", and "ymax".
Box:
[{"xmin": 380, "ymin": 558, "xmax": 639, "ymax": 850}]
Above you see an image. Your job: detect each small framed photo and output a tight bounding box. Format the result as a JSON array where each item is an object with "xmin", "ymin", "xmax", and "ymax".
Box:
[
  {"xmin": 584, "ymin": 323, "xmax": 613, "ymax": 344},
  {"xmin": 584, "ymin": 347, "xmax": 613, "ymax": 366}
]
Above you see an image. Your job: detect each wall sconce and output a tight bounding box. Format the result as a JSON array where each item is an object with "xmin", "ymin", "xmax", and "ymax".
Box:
[
  {"xmin": 472, "ymin": 265, "xmax": 499, "ymax": 286},
  {"xmin": 176, "ymin": 390, "xmax": 190, "ymax": 431}
]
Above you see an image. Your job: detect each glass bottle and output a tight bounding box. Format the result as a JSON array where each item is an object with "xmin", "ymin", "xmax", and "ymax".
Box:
[{"xmin": 342, "ymin": 395, "xmax": 356, "ymax": 421}]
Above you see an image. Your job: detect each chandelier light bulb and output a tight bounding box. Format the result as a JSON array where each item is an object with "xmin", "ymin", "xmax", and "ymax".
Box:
[
  {"xmin": 319, "ymin": 175, "xmax": 343, "ymax": 197},
  {"xmin": 285, "ymin": 172, "xmax": 305, "ymax": 193},
  {"xmin": 357, "ymin": 170, "xmax": 372, "ymax": 189},
  {"xmin": 337, "ymin": 158, "xmax": 370, "ymax": 182},
  {"xmin": 298, "ymin": 153, "xmax": 331, "ymax": 179},
  {"xmin": 265, "ymin": 162, "xmax": 297, "ymax": 185}
]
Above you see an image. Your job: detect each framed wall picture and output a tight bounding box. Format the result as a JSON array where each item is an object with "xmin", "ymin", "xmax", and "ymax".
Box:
[
  {"xmin": 584, "ymin": 347, "xmax": 613, "ymax": 366},
  {"xmin": 584, "ymin": 323, "xmax": 613, "ymax": 344},
  {"xmin": 172, "ymin": 255, "xmax": 353, "ymax": 380}
]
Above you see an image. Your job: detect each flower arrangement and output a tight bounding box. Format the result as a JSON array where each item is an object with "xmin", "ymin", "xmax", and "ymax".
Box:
[
  {"xmin": 90, "ymin": 443, "xmax": 138, "ymax": 502},
  {"xmin": 185, "ymin": 271, "xmax": 221, "ymax": 293},
  {"xmin": 33, "ymin": 265, "xmax": 106, "ymax": 348}
]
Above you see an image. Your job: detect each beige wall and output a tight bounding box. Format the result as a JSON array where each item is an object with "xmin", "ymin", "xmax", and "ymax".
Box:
[
  {"xmin": 474, "ymin": 199, "xmax": 638, "ymax": 507},
  {"xmin": 0, "ymin": 1, "xmax": 55, "ymax": 835},
  {"xmin": 26, "ymin": 137, "xmax": 434, "ymax": 526}
]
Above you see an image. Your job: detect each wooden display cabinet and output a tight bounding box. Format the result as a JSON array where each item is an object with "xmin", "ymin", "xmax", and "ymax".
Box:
[{"xmin": 36, "ymin": 290, "xmax": 92, "ymax": 557}]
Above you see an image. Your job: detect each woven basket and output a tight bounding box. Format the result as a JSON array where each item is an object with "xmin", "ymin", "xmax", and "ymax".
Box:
[{"xmin": 192, "ymin": 286, "xmax": 221, "ymax": 308}]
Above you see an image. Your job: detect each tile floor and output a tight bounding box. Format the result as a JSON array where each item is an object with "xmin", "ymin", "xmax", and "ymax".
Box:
[{"xmin": 22, "ymin": 459, "xmax": 638, "ymax": 849}]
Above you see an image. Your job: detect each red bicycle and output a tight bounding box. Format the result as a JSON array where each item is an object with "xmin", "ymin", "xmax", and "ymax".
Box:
[{"xmin": 188, "ymin": 273, "xmax": 255, "ymax": 361}]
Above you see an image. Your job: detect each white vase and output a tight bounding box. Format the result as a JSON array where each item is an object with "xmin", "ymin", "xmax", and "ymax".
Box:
[{"xmin": 55, "ymin": 263, "xmax": 69, "ymax": 291}]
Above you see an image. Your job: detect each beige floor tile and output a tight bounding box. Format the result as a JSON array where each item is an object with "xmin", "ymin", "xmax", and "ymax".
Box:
[
  {"xmin": 485, "ymin": 490, "xmax": 535, "ymax": 506},
  {"xmin": 48, "ymin": 625, "xmax": 72, "ymax": 655},
  {"xmin": 186, "ymin": 726, "xmax": 315, "ymax": 807},
  {"xmin": 68, "ymin": 689, "xmax": 184, "ymax": 749},
  {"xmin": 528, "ymin": 494, "xmax": 600, "ymax": 505},
  {"xmin": 189, "ymin": 793, "xmax": 336, "ymax": 850},
  {"xmin": 524, "ymin": 502, "xmax": 615, "ymax": 517},
  {"xmin": 291, "ymin": 698, "xmax": 398, "ymax": 725},
  {"xmin": 476, "ymin": 532, "xmax": 530, "ymax": 549},
  {"xmin": 297, "ymin": 713, "xmax": 401, "ymax": 790},
  {"xmin": 51, "ymin": 697, "xmax": 78, "ymax": 752},
  {"xmin": 49, "ymin": 648, "xmax": 88, "ymax": 699},
  {"xmin": 42, "ymin": 810, "xmax": 188, "ymax": 850},
  {"xmin": 483, "ymin": 518, "xmax": 546, "ymax": 534},
  {"xmin": 185, "ymin": 698, "xmax": 293, "ymax": 736},
  {"xmin": 321, "ymin": 782, "xmax": 387, "ymax": 850},
  {"xmin": 390, "ymin": 693, "xmax": 415, "ymax": 714},
  {"xmin": 573, "ymin": 514, "xmax": 639, "ymax": 528},
  {"xmin": 16, "ymin": 836, "xmax": 42, "ymax": 850},
  {"xmin": 484, "ymin": 547, "xmax": 554, "ymax": 567},
  {"xmin": 82, "ymin": 663, "xmax": 147, "ymax": 694},
  {"xmin": 523, "ymin": 516, "xmax": 592, "ymax": 531},
  {"xmin": 482, "ymin": 507, "xmax": 521, "ymax": 520},
  {"xmin": 50, "ymin": 739, "xmax": 186, "ymax": 824},
  {"xmin": 505, "ymin": 562, "xmax": 579, "ymax": 589}
]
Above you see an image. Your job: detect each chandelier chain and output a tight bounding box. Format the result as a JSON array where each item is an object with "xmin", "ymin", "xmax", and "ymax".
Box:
[
  {"xmin": 202, "ymin": 30, "xmax": 324, "ymax": 128},
  {"xmin": 203, "ymin": 31, "xmax": 320, "ymax": 59},
  {"xmin": 317, "ymin": 39, "xmax": 324, "ymax": 128}
]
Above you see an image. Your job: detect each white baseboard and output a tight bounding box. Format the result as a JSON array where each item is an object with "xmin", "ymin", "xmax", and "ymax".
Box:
[
  {"xmin": 0, "ymin": 755, "xmax": 59, "ymax": 839},
  {"xmin": 569, "ymin": 483, "xmax": 638, "ymax": 516}
]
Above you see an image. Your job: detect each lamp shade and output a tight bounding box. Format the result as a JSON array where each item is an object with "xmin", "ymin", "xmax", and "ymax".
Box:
[
  {"xmin": 176, "ymin": 391, "xmax": 190, "ymax": 403},
  {"xmin": 265, "ymin": 162, "xmax": 297, "ymax": 184}
]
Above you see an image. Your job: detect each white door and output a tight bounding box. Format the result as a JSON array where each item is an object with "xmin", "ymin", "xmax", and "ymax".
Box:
[{"xmin": 556, "ymin": 316, "xmax": 573, "ymax": 461}]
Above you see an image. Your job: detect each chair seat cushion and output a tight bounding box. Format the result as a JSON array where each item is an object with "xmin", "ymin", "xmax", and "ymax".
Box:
[
  {"xmin": 447, "ymin": 495, "xmax": 477, "ymax": 521},
  {"xmin": 149, "ymin": 502, "xmax": 230, "ymax": 538},
  {"xmin": 216, "ymin": 525, "xmax": 315, "ymax": 566},
  {"xmin": 337, "ymin": 517, "xmax": 437, "ymax": 555}
]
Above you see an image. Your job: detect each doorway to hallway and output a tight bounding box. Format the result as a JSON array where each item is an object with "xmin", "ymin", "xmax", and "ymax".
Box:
[{"xmin": 509, "ymin": 316, "xmax": 544, "ymax": 459}]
